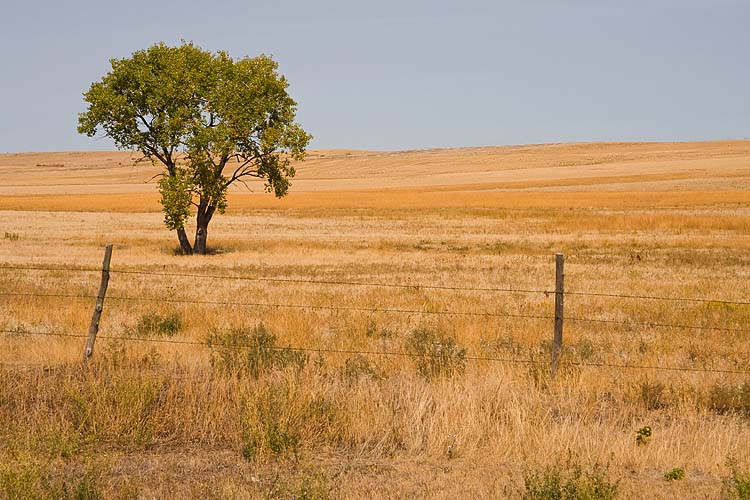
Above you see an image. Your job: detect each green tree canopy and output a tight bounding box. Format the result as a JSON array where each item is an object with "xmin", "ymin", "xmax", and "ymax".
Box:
[{"xmin": 78, "ymin": 42, "xmax": 311, "ymax": 254}]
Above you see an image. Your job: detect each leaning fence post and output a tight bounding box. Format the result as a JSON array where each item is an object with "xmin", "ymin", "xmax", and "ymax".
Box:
[
  {"xmin": 83, "ymin": 244, "xmax": 113, "ymax": 365},
  {"xmin": 550, "ymin": 253, "xmax": 564, "ymax": 380}
]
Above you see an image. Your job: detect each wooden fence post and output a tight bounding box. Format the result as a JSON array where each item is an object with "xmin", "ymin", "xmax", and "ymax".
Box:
[
  {"xmin": 83, "ymin": 244, "xmax": 113, "ymax": 365},
  {"xmin": 550, "ymin": 253, "xmax": 564, "ymax": 380}
]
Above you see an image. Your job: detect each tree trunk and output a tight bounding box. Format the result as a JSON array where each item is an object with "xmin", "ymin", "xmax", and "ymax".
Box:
[
  {"xmin": 194, "ymin": 222, "xmax": 208, "ymax": 255},
  {"xmin": 193, "ymin": 205, "xmax": 216, "ymax": 255},
  {"xmin": 177, "ymin": 227, "xmax": 193, "ymax": 255}
]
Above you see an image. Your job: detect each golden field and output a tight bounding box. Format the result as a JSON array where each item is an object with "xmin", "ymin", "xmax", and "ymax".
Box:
[{"xmin": 1, "ymin": 141, "xmax": 749, "ymax": 499}]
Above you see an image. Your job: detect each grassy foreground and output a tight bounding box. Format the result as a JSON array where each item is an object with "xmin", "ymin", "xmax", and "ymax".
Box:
[{"xmin": 1, "ymin": 142, "xmax": 749, "ymax": 499}]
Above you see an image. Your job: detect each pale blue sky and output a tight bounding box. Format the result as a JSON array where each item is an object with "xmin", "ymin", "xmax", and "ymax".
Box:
[{"xmin": 1, "ymin": 0, "xmax": 748, "ymax": 152}]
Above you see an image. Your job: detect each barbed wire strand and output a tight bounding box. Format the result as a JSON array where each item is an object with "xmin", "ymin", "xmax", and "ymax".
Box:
[
  {"xmin": 0, "ymin": 265, "xmax": 100, "ymax": 273},
  {"xmin": 0, "ymin": 264, "xmax": 550, "ymax": 295},
  {"xmin": 105, "ymin": 294, "xmax": 552, "ymax": 321},
  {"xmin": 0, "ymin": 329, "xmax": 537, "ymax": 364},
  {"xmin": 1, "ymin": 290, "xmax": 745, "ymax": 333},
  {"xmin": 567, "ymin": 316, "xmax": 750, "ymax": 334},
  {"xmin": 106, "ymin": 295, "xmax": 750, "ymax": 333},
  {"xmin": 0, "ymin": 330, "xmax": 87, "ymax": 339},
  {"xmin": 565, "ymin": 290, "xmax": 750, "ymax": 306},
  {"xmin": 2, "ymin": 264, "xmax": 748, "ymax": 306},
  {"xmin": 0, "ymin": 292, "xmax": 94, "ymax": 300},
  {"xmin": 3, "ymin": 329, "xmax": 750, "ymax": 375},
  {"xmin": 108, "ymin": 269, "xmax": 750, "ymax": 305},
  {"xmin": 108, "ymin": 268, "xmax": 552, "ymax": 295}
]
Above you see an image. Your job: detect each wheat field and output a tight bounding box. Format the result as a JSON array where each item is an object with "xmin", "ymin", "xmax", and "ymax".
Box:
[{"xmin": 1, "ymin": 141, "xmax": 749, "ymax": 499}]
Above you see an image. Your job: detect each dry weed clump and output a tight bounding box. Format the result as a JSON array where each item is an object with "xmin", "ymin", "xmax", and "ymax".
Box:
[
  {"xmin": 404, "ymin": 326, "xmax": 467, "ymax": 379},
  {"xmin": 126, "ymin": 310, "xmax": 182, "ymax": 337},
  {"xmin": 206, "ymin": 323, "xmax": 308, "ymax": 378}
]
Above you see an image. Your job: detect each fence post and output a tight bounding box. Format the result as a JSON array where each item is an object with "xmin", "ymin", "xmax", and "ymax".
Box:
[
  {"xmin": 550, "ymin": 253, "xmax": 564, "ymax": 380},
  {"xmin": 83, "ymin": 244, "xmax": 113, "ymax": 365}
]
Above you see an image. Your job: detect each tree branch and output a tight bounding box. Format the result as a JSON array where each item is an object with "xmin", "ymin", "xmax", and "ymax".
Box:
[
  {"xmin": 136, "ymin": 114, "xmax": 153, "ymax": 132},
  {"xmin": 132, "ymin": 114, "xmax": 170, "ymax": 168},
  {"xmin": 144, "ymin": 172, "xmax": 165, "ymax": 184},
  {"xmin": 215, "ymin": 152, "xmax": 230, "ymax": 176},
  {"xmin": 144, "ymin": 145, "xmax": 168, "ymax": 168},
  {"xmin": 162, "ymin": 146, "xmax": 175, "ymax": 174},
  {"xmin": 225, "ymin": 158, "xmax": 257, "ymax": 187},
  {"xmin": 235, "ymin": 178, "xmax": 253, "ymax": 191}
]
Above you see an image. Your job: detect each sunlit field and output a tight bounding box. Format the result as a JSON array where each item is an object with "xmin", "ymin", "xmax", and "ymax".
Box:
[{"xmin": 1, "ymin": 141, "xmax": 749, "ymax": 499}]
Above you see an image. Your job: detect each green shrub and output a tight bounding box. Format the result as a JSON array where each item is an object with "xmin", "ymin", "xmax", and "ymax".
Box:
[
  {"xmin": 635, "ymin": 426, "xmax": 652, "ymax": 446},
  {"xmin": 207, "ymin": 323, "xmax": 307, "ymax": 377},
  {"xmin": 722, "ymin": 461, "xmax": 750, "ymax": 500},
  {"xmin": 242, "ymin": 418, "xmax": 300, "ymax": 461},
  {"xmin": 523, "ymin": 469, "xmax": 562, "ymax": 500},
  {"xmin": 523, "ymin": 463, "xmax": 619, "ymax": 500},
  {"xmin": 130, "ymin": 311, "xmax": 182, "ymax": 337},
  {"xmin": 405, "ymin": 327, "xmax": 466, "ymax": 379},
  {"xmin": 664, "ymin": 467, "xmax": 685, "ymax": 481}
]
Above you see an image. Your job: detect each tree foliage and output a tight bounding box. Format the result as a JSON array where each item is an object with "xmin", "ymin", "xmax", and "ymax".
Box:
[{"xmin": 78, "ymin": 42, "xmax": 311, "ymax": 254}]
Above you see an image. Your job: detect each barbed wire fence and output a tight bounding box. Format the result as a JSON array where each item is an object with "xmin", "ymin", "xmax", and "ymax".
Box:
[{"xmin": 1, "ymin": 245, "xmax": 749, "ymax": 377}]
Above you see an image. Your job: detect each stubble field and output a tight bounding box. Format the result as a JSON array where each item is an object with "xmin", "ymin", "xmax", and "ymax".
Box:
[{"xmin": 1, "ymin": 141, "xmax": 749, "ymax": 499}]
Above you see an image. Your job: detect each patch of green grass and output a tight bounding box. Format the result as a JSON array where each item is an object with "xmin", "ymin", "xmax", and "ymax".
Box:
[
  {"xmin": 664, "ymin": 467, "xmax": 685, "ymax": 481},
  {"xmin": 129, "ymin": 311, "xmax": 182, "ymax": 337},
  {"xmin": 635, "ymin": 426, "xmax": 652, "ymax": 446},
  {"xmin": 522, "ymin": 462, "xmax": 619, "ymax": 500}
]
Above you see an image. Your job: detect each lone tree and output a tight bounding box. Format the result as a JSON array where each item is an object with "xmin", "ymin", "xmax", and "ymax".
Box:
[{"xmin": 78, "ymin": 42, "xmax": 311, "ymax": 255}]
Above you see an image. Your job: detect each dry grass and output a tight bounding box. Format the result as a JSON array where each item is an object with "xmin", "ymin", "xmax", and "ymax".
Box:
[{"xmin": 1, "ymin": 141, "xmax": 749, "ymax": 498}]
